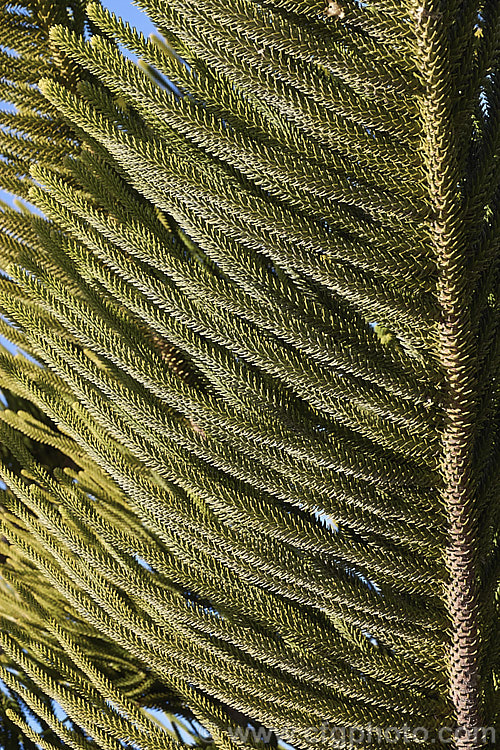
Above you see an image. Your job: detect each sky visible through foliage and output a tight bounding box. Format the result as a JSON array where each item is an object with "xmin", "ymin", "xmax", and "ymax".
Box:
[
  {"xmin": 0, "ymin": 2, "xmax": 154, "ymax": 350},
  {"xmin": 0, "ymin": 3, "xmax": 199, "ymax": 742}
]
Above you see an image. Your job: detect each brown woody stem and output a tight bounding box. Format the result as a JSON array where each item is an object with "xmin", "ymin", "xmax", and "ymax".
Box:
[{"xmin": 415, "ymin": 3, "xmax": 483, "ymax": 746}]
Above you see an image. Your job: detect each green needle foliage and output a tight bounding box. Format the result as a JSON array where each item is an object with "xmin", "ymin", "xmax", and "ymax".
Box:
[{"xmin": 0, "ymin": 0, "xmax": 498, "ymax": 748}]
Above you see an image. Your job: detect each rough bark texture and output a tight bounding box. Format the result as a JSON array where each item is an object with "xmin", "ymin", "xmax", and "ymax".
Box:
[{"xmin": 416, "ymin": 3, "xmax": 484, "ymax": 747}]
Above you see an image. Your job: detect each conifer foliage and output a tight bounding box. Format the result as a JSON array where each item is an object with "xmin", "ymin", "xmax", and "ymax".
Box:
[{"xmin": 0, "ymin": 0, "xmax": 498, "ymax": 748}]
